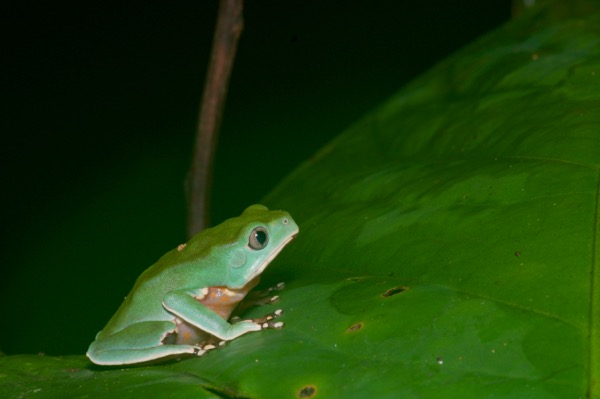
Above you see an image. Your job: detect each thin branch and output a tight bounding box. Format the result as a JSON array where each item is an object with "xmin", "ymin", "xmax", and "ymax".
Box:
[{"xmin": 187, "ymin": 0, "xmax": 244, "ymax": 237}]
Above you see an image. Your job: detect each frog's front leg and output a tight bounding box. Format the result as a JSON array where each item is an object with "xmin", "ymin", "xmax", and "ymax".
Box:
[{"xmin": 163, "ymin": 289, "xmax": 263, "ymax": 341}]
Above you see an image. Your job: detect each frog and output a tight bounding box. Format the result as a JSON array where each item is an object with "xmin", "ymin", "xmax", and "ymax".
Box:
[{"xmin": 86, "ymin": 204, "xmax": 298, "ymax": 365}]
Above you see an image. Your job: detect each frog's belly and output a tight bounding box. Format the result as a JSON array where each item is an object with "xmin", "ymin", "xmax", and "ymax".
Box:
[
  {"xmin": 172, "ymin": 317, "xmax": 211, "ymax": 345},
  {"xmin": 166, "ymin": 285, "xmax": 250, "ymax": 345}
]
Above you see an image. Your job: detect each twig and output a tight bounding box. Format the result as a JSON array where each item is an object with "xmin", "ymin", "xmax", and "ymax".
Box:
[{"xmin": 187, "ymin": 0, "xmax": 244, "ymax": 237}]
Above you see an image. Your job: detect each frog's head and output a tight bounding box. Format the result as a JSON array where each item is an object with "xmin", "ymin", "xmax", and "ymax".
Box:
[{"xmin": 224, "ymin": 204, "xmax": 299, "ymax": 289}]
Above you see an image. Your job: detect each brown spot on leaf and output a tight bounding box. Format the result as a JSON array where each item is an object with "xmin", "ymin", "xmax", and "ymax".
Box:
[
  {"xmin": 298, "ymin": 385, "xmax": 317, "ymax": 398},
  {"xmin": 347, "ymin": 322, "xmax": 363, "ymax": 333},
  {"xmin": 382, "ymin": 286, "xmax": 409, "ymax": 297}
]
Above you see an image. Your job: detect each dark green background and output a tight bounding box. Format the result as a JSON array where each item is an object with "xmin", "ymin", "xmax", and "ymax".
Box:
[{"xmin": 0, "ymin": 2, "xmax": 509, "ymax": 357}]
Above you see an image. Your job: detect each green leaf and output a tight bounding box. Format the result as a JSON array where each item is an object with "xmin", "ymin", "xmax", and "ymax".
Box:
[
  {"xmin": 0, "ymin": 355, "xmax": 220, "ymax": 398},
  {"xmin": 2, "ymin": 1, "xmax": 599, "ymax": 398}
]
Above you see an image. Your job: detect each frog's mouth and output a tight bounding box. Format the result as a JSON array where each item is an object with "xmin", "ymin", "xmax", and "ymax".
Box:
[{"xmin": 245, "ymin": 233, "xmax": 298, "ymax": 283}]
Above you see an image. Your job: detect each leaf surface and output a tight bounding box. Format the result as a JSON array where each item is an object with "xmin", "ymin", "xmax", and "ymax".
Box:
[{"xmin": 2, "ymin": 2, "xmax": 599, "ymax": 398}]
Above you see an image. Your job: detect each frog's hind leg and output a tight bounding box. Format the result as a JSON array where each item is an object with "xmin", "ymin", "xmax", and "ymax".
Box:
[
  {"xmin": 88, "ymin": 343, "xmax": 204, "ymax": 366},
  {"xmin": 87, "ymin": 321, "xmax": 205, "ymax": 366}
]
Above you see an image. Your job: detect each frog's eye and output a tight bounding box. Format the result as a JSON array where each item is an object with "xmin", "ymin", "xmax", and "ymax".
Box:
[{"xmin": 248, "ymin": 226, "xmax": 269, "ymax": 250}]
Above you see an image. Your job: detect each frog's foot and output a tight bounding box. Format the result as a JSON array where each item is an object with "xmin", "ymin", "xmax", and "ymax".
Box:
[
  {"xmin": 232, "ymin": 282, "xmax": 286, "ymax": 317},
  {"xmin": 242, "ymin": 282, "xmax": 286, "ymax": 308},
  {"xmin": 265, "ymin": 283, "xmax": 285, "ymax": 302},
  {"xmin": 265, "ymin": 283, "xmax": 285, "ymax": 303},
  {"xmin": 191, "ymin": 347, "xmax": 206, "ymax": 357},
  {"xmin": 267, "ymin": 282, "xmax": 286, "ymax": 294},
  {"xmin": 260, "ymin": 319, "xmax": 285, "ymax": 330},
  {"xmin": 194, "ymin": 340, "xmax": 225, "ymax": 356},
  {"xmin": 233, "ymin": 309, "xmax": 284, "ymax": 330},
  {"xmin": 192, "ymin": 341, "xmax": 222, "ymax": 357},
  {"xmin": 262, "ymin": 294, "xmax": 280, "ymax": 305}
]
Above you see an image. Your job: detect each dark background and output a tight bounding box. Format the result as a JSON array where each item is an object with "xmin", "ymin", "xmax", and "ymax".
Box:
[{"xmin": 1, "ymin": 1, "xmax": 510, "ymax": 356}]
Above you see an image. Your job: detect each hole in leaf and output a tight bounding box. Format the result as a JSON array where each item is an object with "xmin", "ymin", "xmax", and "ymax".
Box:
[
  {"xmin": 298, "ymin": 385, "xmax": 317, "ymax": 398},
  {"xmin": 346, "ymin": 322, "xmax": 363, "ymax": 333},
  {"xmin": 382, "ymin": 286, "xmax": 409, "ymax": 297}
]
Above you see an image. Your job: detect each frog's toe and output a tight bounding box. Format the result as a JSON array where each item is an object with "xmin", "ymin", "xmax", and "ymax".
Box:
[
  {"xmin": 270, "ymin": 282, "xmax": 286, "ymax": 292},
  {"xmin": 261, "ymin": 320, "xmax": 284, "ymax": 330},
  {"xmin": 192, "ymin": 342, "xmax": 221, "ymax": 357},
  {"xmin": 192, "ymin": 347, "xmax": 207, "ymax": 357}
]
